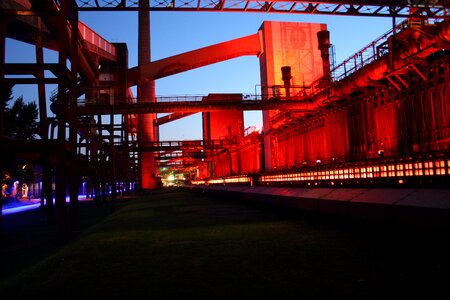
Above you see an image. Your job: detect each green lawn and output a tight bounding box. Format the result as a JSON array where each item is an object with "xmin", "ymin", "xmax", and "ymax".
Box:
[{"xmin": 1, "ymin": 189, "xmax": 449, "ymax": 299}]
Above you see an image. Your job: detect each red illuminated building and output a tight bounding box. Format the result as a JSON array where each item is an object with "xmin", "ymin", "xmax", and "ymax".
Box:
[{"xmin": 1, "ymin": 1, "xmax": 450, "ymax": 233}]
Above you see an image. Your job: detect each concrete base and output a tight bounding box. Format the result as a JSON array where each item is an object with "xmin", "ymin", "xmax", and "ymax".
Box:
[{"xmin": 187, "ymin": 185, "xmax": 450, "ymax": 229}]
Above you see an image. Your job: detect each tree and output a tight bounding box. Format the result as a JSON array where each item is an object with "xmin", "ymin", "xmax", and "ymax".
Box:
[
  {"xmin": 4, "ymin": 96, "xmax": 39, "ymax": 140},
  {"xmin": 1, "ymin": 84, "xmax": 13, "ymax": 111},
  {"xmin": 1, "ymin": 90, "xmax": 39, "ymax": 202}
]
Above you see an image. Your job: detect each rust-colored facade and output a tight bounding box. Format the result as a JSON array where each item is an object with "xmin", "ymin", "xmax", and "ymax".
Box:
[
  {"xmin": 1, "ymin": 1, "xmax": 450, "ymax": 234},
  {"xmin": 198, "ymin": 129, "xmax": 262, "ymax": 178},
  {"xmin": 259, "ymin": 21, "xmax": 327, "ymax": 171},
  {"xmin": 202, "ymin": 94, "xmax": 245, "ymax": 142},
  {"xmin": 197, "ymin": 19, "xmax": 450, "ymax": 185}
]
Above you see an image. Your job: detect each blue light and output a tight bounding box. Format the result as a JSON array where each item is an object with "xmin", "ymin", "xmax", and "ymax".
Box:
[
  {"xmin": 2, "ymin": 203, "xmax": 41, "ymax": 215},
  {"xmin": 2, "ymin": 195, "xmax": 91, "ymax": 216}
]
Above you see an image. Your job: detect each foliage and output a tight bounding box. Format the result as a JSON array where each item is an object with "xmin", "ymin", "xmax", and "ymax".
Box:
[
  {"xmin": 1, "ymin": 85, "xmax": 13, "ymax": 111},
  {"xmin": 1, "ymin": 87, "xmax": 39, "ymax": 195},
  {"xmin": 4, "ymin": 96, "xmax": 39, "ymax": 140},
  {"xmin": 18, "ymin": 164, "xmax": 35, "ymax": 185}
]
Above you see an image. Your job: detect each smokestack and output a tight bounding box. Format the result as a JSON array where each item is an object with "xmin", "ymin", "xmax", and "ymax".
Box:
[
  {"xmin": 317, "ymin": 30, "xmax": 331, "ymax": 80},
  {"xmin": 281, "ymin": 66, "xmax": 292, "ymax": 97}
]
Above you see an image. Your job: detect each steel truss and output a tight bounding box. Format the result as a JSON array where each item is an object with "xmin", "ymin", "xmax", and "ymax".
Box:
[{"xmin": 74, "ymin": 0, "xmax": 449, "ymax": 18}]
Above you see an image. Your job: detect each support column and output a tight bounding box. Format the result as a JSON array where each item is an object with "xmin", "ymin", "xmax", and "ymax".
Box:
[
  {"xmin": 0, "ymin": 14, "xmax": 7, "ymax": 140},
  {"xmin": 123, "ymin": 114, "xmax": 130, "ymax": 195},
  {"xmin": 68, "ymin": 3, "xmax": 79, "ymax": 234},
  {"xmin": 109, "ymin": 109, "xmax": 116, "ymax": 212},
  {"xmin": 35, "ymin": 18, "xmax": 54, "ymax": 224},
  {"xmin": 55, "ymin": 0, "xmax": 69, "ymax": 237},
  {"xmin": 138, "ymin": 0, "xmax": 157, "ymax": 190},
  {"xmin": 98, "ymin": 115, "xmax": 107, "ymax": 203},
  {"xmin": 92, "ymin": 115, "xmax": 101, "ymax": 205},
  {"xmin": 0, "ymin": 14, "xmax": 6, "ymax": 236}
]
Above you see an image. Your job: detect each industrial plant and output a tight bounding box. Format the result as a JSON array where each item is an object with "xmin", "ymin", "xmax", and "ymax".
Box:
[{"xmin": 1, "ymin": 1, "xmax": 450, "ymax": 232}]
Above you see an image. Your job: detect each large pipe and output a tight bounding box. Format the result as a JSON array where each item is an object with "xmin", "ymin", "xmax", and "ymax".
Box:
[
  {"xmin": 138, "ymin": 0, "xmax": 157, "ymax": 190},
  {"xmin": 281, "ymin": 66, "xmax": 292, "ymax": 97},
  {"xmin": 317, "ymin": 30, "xmax": 331, "ymax": 79},
  {"xmin": 127, "ymin": 32, "xmax": 262, "ymax": 86},
  {"xmin": 313, "ymin": 20, "xmax": 450, "ymax": 107}
]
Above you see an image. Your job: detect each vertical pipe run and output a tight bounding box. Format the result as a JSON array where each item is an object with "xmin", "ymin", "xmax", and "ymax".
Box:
[
  {"xmin": 68, "ymin": 3, "xmax": 79, "ymax": 234},
  {"xmin": 281, "ymin": 66, "xmax": 292, "ymax": 97},
  {"xmin": 0, "ymin": 15, "xmax": 6, "ymax": 140},
  {"xmin": 138, "ymin": 0, "xmax": 156, "ymax": 190},
  {"xmin": 98, "ymin": 116, "xmax": 107, "ymax": 203},
  {"xmin": 55, "ymin": 0, "xmax": 69, "ymax": 237},
  {"xmin": 35, "ymin": 19, "xmax": 54, "ymax": 223},
  {"xmin": 0, "ymin": 15, "xmax": 5, "ymax": 235},
  {"xmin": 36, "ymin": 19, "xmax": 48, "ymax": 141},
  {"xmin": 110, "ymin": 110, "xmax": 116, "ymax": 212},
  {"xmin": 317, "ymin": 30, "xmax": 331, "ymax": 80}
]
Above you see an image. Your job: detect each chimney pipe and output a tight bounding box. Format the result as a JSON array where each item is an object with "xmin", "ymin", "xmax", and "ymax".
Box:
[
  {"xmin": 281, "ymin": 66, "xmax": 292, "ymax": 97},
  {"xmin": 317, "ymin": 30, "xmax": 331, "ymax": 80}
]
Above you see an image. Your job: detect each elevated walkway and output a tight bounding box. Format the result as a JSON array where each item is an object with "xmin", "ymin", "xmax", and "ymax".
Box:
[{"xmin": 3, "ymin": 0, "xmax": 117, "ymax": 61}]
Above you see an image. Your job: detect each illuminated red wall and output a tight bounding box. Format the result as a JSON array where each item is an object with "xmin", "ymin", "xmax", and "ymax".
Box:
[
  {"xmin": 202, "ymin": 94, "xmax": 244, "ymax": 141},
  {"xmin": 270, "ymin": 61, "xmax": 450, "ymax": 170},
  {"xmin": 197, "ymin": 133, "xmax": 262, "ymax": 179},
  {"xmin": 138, "ymin": 8, "xmax": 157, "ymax": 190},
  {"xmin": 259, "ymin": 21, "xmax": 326, "ymax": 97},
  {"xmin": 197, "ymin": 162, "xmax": 210, "ymax": 180},
  {"xmin": 273, "ymin": 109, "xmax": 349, "ymax": 169},
  {"xmin": 232, "ymin": 139, "xmax": 262, "ymax": 174},
  {"xmin": 259, "ymin": 21, "xmax": 327, "ymax": 171}
]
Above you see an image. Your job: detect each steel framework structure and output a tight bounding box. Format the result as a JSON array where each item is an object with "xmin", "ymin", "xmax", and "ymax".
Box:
[
  {"xmin": 73, "ymin": 0, "xmax": 449, "ymax": 18},
  {"xmin": 1, "ymin": 0, "xmax": 450, "ymax": 236}
]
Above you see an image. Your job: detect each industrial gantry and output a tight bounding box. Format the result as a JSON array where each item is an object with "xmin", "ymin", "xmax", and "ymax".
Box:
[{"xmin": 0, "ymin": 0, "xmax": 449, "ymax": 235}]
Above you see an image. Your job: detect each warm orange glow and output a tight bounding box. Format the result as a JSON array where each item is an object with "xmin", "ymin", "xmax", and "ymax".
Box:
[
  {"xmin": 224, "ymin": 177, "xmax": 251, "ymax": 184},
  {"xmin": 435, "ymin": 160, "xmax": 445, "ymax": 175},
  {"xmin": 185, "ymin": 24, "xmax": 450, "ymax": 188},
  {"xmin": 190, "ymin": 157, "xmax": 446, "ymax": 186},
  {"xmin": 141, "ymin": 153, "xmax": 156, "ymax": 189}
]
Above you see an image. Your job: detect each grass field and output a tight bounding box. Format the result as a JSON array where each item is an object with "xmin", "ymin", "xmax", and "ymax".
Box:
[{"xmin": 1, "ymin": 188, "xmax": 449, "ymax": 299}]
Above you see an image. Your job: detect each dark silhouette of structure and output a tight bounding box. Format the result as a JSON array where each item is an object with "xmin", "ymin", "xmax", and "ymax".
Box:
[{"xmin": 1, "ymin": 1, "xmax": 449, "ymax": 235}]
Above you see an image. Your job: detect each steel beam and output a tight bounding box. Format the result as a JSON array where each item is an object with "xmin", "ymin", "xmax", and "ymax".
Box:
[
  {"xmin": 127, "ymin": 32, "xmax": 262, "ymax": 86},
  {"xmin": 135, "ymin": 139, "xmax": 231, "ymax": 152},
  {"xmin": 77, "ymin": 98, "xmax": 315, "ymax": 115},
  {"xmin": 0, "ymin": 63, "xmax": 75, "ymax": 82},
  {"xmin": 154, "ymin": 112, "xmax": 196, "ymax": 126},
  {"xmin": 74, "ymin": 1, "xmax": 449, "ymax": 18},
  {"xmin": 137, "ymin": 0, "xmax": 157, "ymax": 190},
  {"xmin": 0, "ymin": 16, "xmax": 6, "ymax": 142}
]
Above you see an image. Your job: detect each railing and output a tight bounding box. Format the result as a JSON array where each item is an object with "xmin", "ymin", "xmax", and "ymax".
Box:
[
  {"xmin": 153, "ymin": 95, "xmax": 262, "ymax": 103},
  {"xmin": 78, "ymin": 21, "xmax": 117, "ymax": 59},
  {"xmin": 155, "ymin": 151, "xmax": 207, "ymax": 159},
  {"xmin": 76, "ymin": 94, "xmax": 265, "ymax": 105},
  {"xmin": 330, "ymin": 21, "xmax": 410, "ymax": 82},
  {"xmin": 135, "ymin": 139, "xmax": 232, "ymax": 151},
  {"xmin": 244, "ymin": 125, "xmax": 261, "ymax": 136},
  {"xmin": 152, "ymin": 95, "xmax": 204, "ymax": 102}
]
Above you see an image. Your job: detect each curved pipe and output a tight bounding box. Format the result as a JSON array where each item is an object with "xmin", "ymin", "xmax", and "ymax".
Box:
[
  {"xmin": 127, "ymin": 32, "xmax": 262, "ymax": 87},
  {"xmin": 311, "ymin": 20, "xmax": 450, "ymax": 108}
]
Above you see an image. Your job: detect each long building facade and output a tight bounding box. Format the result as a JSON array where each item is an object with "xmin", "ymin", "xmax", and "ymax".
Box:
[{"xmin": 197, "ymin": 19, "xmax": 450, "ymax": 186}]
